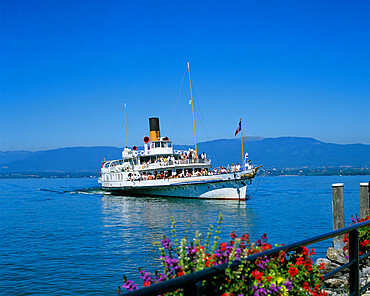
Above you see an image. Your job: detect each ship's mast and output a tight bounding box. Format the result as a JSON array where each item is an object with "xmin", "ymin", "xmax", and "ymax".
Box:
[
  {"xmin": 240, "ymin": 118, "xmax": 245, "ymax": 170},
  {"xmin": 187, "ymin": 61, "xmax": 198, "ymax": 157},
  {"xmin": 124, "ymin": 102, "xmax": 128, "ymax": 148}
]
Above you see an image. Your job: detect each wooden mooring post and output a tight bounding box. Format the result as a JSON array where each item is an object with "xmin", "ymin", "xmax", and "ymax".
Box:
[
  {"xmin": 360, "ymin": 182, "xmax": 370, "ymax": 219},
  {"xmin": 332, "ymin": 183, "xmax": 345, "ymax": 248}
]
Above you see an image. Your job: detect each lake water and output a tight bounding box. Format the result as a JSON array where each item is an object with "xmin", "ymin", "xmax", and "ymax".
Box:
[{"xmin": 0, "ymin": 175, "xmax": 369, "ymax": 295}]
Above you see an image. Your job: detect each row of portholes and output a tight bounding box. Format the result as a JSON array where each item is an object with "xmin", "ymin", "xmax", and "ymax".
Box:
[{"xmin": 104, "ymin": 173, "xmax": 124, "ymax": 182}]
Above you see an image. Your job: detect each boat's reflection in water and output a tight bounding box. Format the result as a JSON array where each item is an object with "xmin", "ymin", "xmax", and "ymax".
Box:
[{"xmin": 100, "ymin": 195, "xmax": 257, "ymax": 281}]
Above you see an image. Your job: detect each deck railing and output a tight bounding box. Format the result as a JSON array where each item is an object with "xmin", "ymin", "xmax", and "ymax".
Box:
[
  {"xmin": 137, "ymin": 159, "xmax": 211, "ymax": 170},
  {"xmin": 122, "ymin": 219, "xmax": 370, "ymax": 296}
]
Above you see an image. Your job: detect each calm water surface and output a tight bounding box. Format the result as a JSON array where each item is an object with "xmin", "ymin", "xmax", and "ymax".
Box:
[{"xmin": 0, "ymin": 175, "xmax": 369, "ymax": 295}]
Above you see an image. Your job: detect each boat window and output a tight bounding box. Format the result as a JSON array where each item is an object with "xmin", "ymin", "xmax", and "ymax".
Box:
[
  {"xmin": 161, "ymin": 142, "xmax": 167, "ymax": 148},
  {"xmin": 168, "ymin": 142, "xmax": 172, "ymax": 147},
  {"xmin": 185, "ymin": 168, "xmax": 193, "ymax": 174},
  {"xmin": 155, "ymin": 142, "xmax": 160, "ymax": 148}
]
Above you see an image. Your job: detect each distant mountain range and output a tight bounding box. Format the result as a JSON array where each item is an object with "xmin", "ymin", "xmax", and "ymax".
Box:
[{"xmin": 1, "ymin": 137, "xmax": 369, "ymax": 176}]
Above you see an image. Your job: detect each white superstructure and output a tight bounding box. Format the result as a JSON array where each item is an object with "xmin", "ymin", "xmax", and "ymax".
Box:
[{"xmin": 98, "ymin": 117, "xmax": 259, "ymax": 200}]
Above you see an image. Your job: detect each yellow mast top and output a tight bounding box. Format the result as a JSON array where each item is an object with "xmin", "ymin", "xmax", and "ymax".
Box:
[{"xmin": 187, "ymin": 61, "xmax": 198, "ymax": 157}]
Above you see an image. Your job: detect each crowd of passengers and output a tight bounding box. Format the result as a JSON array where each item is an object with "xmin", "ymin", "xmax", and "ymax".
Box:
[
  {"xmin": 139, "ymin": 150, "xmax": 207, "ymax": 167},
  {"xmin": 128, "ymin": 162, "xmax": 242, "ymax": 181}
]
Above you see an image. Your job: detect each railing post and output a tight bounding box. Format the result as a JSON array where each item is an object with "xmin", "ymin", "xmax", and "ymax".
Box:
[
  {"xmin": 332, "ymin": 183, "xmax": 345, "ymax": 249},
  {"xmin": 360, "ymin": 182, "xmax": 370, "ymax": 219},
  {"xmin": 183, "ymin": 281, "xmax": 202, "ymax": 296},
  {"xmin": 348, "ymin": 228, "xmax": 359, "ymax": 296}
]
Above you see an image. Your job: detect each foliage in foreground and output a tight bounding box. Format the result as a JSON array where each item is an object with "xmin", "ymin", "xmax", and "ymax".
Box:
[
  {"xmin": 343, "ymin": 214, "xmax": 370, "ymax": 259},
  {"xmin": 119, "ymin": 214, "xmax": 328, "ymax": 296}
]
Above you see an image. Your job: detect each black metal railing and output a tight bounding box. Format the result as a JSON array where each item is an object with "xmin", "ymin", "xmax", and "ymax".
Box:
[{"xmin": 122, "ymin": 220, "xmax": 370, "ymax": 296}]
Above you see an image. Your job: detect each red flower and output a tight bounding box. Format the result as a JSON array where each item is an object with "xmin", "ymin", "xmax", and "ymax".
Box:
[
  {"xmin": 143, "ymin": 281, "xmax": 151, "ymax": 287},
  {"xmin": 241, "ymin": 234, "xmax": 249, "ymax": 241},
  {"xmin": 360, "ymin": 239, "xmax": 369, "ymax": 247},
  {"xmin": 220, "ymin": 242, "xmax": 227, "ymax": 251},
  {"xmin": 296, "ymin": 257, "xmax": 305, "ymax": 265},
  {"xmin": 288, "ymin": 266, "xmax": 298, "ymax": 277},
  {"xmin": 302, "ymin": 246, "xmax": 309, "ymax": 256},
  {"xmin": 279, "ymin": 251, "xmax": 286, "ymax": 262},
  {"xmin": 230, "ymin": 231, "xmax": 237, "ymax": 239},
  {"xmin": 252, "ymin": 270, "xmax": 264, "ymax": 282},
  {"xmin": 319, "ymin": 262, "xmax": 326, "ymax": 270},
  {"xmin": 303, "ymin": 282, "xmax": 310, "ymax": 291}
]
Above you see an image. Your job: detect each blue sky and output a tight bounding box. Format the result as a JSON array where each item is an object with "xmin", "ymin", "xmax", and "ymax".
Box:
[{"xmin": 1, "ymin": 0, "xmax": 369, "ymax": 151}]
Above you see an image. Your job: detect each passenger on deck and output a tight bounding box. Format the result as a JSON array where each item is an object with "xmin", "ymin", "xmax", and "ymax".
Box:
[{"xmin": 236, "ymin": 163, "xmax": 241, "ymax": 171}]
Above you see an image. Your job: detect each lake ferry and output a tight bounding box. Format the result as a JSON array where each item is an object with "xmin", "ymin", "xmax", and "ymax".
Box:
[
  {"xmin": 98, "ymin": 118, "xmax": 259, "ymax": 200},
  {"xmin": 98, "ymin": 62, "xmax": 260, "ymax": 200}
]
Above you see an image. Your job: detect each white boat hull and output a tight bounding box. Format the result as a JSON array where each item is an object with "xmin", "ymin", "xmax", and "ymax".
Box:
[{"xmin": 99, "ymin": 170, "xmax": 256, "ymax": 200}]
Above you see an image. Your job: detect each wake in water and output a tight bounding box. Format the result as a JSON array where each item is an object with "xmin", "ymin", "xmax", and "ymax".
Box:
[
  {"xmin": 39, "ymin": 187, "xmax": 110, "ymax": 195},
  {"xmin": 72, "ymin": 187, "xmax": 110, "ymax": 195}
]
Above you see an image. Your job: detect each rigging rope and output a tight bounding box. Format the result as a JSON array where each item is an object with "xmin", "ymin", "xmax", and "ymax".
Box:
[
  {"xmin": 191, "ymin": 86, "xmax": 221, "ymax": 165},
  {"xmin": 247, "ymin": 176, "xmax": 261, "ymax": 198},
  {"xmin": 194, "ymin": 100, "xmax": 221, "ymax": 165},
  {"xmin": 126, "ymin": 118, "xmax": 147, "ymax": 148},
  {"xmin": 168, "ymin": 68, "xmax": 187, "ymax": 138},
  {"xmin": 162, "ymin": 64, "xmax": 240, "ymax": 168},
  {"xmin": 113, "ymin": 117, "xmax": 126, "ymax": 148}
]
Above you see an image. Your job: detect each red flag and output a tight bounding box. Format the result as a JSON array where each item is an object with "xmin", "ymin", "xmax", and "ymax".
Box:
[{"xmin": 234, "ymin": 120, "xmax": 241, "ymax": 136}]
